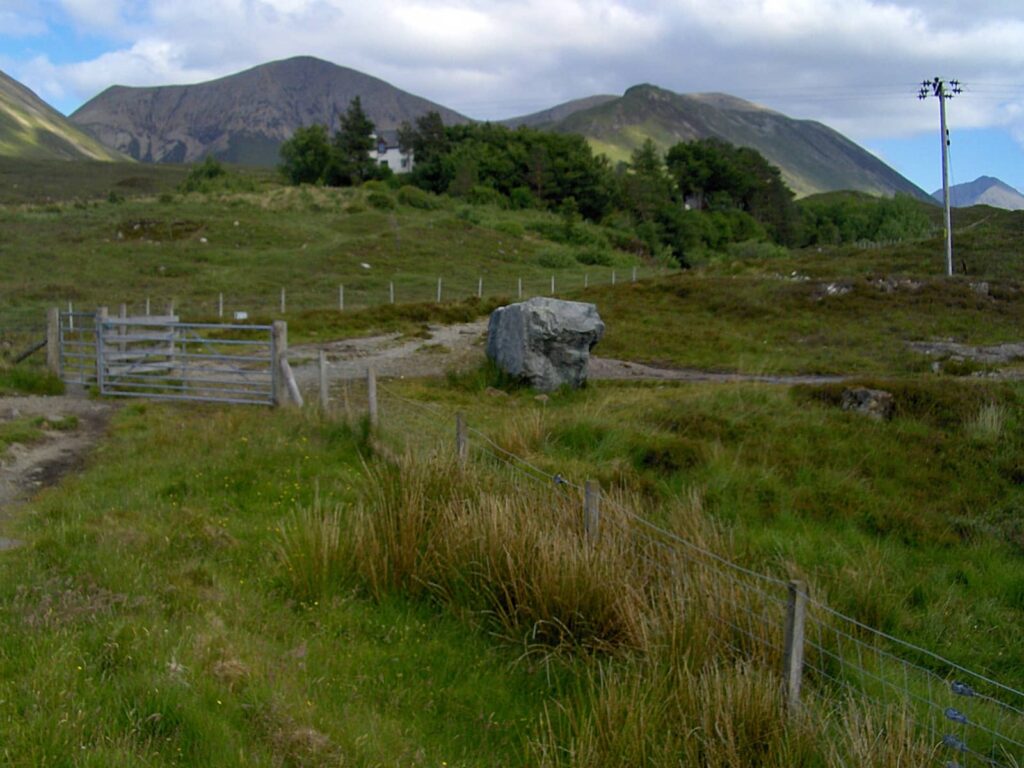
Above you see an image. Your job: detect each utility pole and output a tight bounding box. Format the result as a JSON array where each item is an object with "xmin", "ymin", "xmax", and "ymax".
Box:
[{"xmin": 919, "ymin": 77, "xmax": 962, "ymax": 277}]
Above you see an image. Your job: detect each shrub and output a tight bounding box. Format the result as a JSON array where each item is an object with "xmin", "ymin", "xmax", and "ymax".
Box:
[
  {"xmin": 366, "ymin": 191, "xmax": 396, "ymax": 210},
  {"xmin": 465, "ymin": 185, "xmax": 509, "ymax": 208},
  {"xmin": 575, "ymin": 246, "xmax": 616, "ymax": 266},
  {"xmin": 492, "ymin": 221, "xmax": 525, "ymax": 238},
  {"xmin": 396, "ymin": 185, "xmax": 445, "ymax": 210},
  {"xmin": 537, "ymin": 247, "xmax": 576, "ymax": 269},
  {"xmin": 725, "ymin": 239, "xmax": 790, "ymax": 260}
]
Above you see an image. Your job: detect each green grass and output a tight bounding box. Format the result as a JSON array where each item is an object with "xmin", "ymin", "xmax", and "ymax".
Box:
[
  {"xmin": 0, "ymin": 177, "xmax": 658, "ymax": 333},
  {"xmin": 0, "ymin": 404, "xmax": 560, "ymax": 765},
  {"xmin": 587, "ymin": 268, "xmax": 1024, "ymax": 375},
  {"xmin": 400, "ymin": 374, "xmax": 1024, "ymax": 685},
  {"xmin": 4, "ymin": 157, "xmax": 1024, "ymax": 763},
  {"xmin": 0, "ymin": 367, "xmax": 64, "ymax": 396}
]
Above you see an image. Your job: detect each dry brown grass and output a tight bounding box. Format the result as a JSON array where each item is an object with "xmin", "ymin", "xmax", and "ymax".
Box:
[{"xmin": 280, "ymin": 449, "xmax": 941, "ymax": 766}]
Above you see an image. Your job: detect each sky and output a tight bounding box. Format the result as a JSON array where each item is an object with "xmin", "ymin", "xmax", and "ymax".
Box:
[{"xmin": 2, "ymin": 0, "xmax": 1024, "ymax": 195}]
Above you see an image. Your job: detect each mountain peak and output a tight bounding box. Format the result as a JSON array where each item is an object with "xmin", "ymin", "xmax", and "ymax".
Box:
[
  {"xmin": 70, "ymin": 58, "xmax": 471, "ymax": 165},
  {"xmin": 932, "ymin": 176, "xmax": 1024, "ymax": 210}
]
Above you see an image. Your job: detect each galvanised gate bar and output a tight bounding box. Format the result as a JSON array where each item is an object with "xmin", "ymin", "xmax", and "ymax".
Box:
[
  {"xmin": 55, "ymin": 309, "xmax": 277, "ymax": 406},
  {"xmin": 96, "ymin": 317, "xmax": 276, "ymax": 406}
]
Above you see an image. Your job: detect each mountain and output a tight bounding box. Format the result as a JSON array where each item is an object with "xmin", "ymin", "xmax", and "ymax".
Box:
[
  {"xmin": 0, "ymin": 69, "xmax": 125, "ymax": 162},
  {"xmin": 502, "ymin": 95, "xmax": 618, "ymax": 129},
  {"xmin": 932, "ymin": 176, "xmax": 1024, "ymax": 210},
  {"xmin": 544, "ymin": 84, "xmax": 928, "ymax": 199},
  {"xmin": 70, "ymin": 56, "xmax": 472, "ymax": 166}
]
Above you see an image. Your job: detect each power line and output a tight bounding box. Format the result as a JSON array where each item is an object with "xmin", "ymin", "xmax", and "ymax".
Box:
[{"xmin": 919, "ymin": 77, "xmax": 962, "ymax": 277}]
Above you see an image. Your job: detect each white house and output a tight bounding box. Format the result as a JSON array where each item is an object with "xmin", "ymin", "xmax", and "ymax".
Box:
[{"xmin": 371, "ymin": 133, "xmax": 413, "ymax": 174}]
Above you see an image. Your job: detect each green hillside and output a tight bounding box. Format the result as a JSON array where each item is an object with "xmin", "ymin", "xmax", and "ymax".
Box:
[
  {"xmin": 3, "ymin": 160, "xmax": 1024, "ymax": 765},
  {"xmin": 0, "ymin": 70, "xmax": 125, "ymax": 162},
  {"xmin": 552, "ymin": 85, "xmax": 929, "ymax": 200}
]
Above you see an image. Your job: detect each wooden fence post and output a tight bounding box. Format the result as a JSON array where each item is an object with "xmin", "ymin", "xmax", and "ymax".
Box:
[
  {"xmin": 477, "ymin": 277, "xmax": 483, "ymax": 298},
  {"xmin": 551, "ymin": 275, "xmax": 555, "ymax": 294},
  {"xmin": 319, "ymin": 349, "xmax": 329, "ymax": 411},
  {"xmin": 367, "ymin": 367, "xmax": 378, "ymax": 428},
  {"xmin": 455, "ymin": 412, "xmax": 468, "ymax": 464},
  {"xmin": 218, "ymin": 292, "xmax": 224, "ymax": 319},
  {"xmin": 272, "ymin": 321, "xmax": 288, "ymax": 407},
  {"xmin": 280, "ymin": 287, "xmax": 286, "ymax": 315},
  {"xmin": 584, "ymin": 480, "xmax": 600, "ymax": 544},
  {"xmin": 145, "ymin": 296, "xmax": 151, "ymax": 316},
  {"xmin": 339, "ymin": 284, "xmax": 345, "ymax": 311},
  {"xmin": 584, "ymin": 273, "xmax": 589, "ymax": 289},
  {"xmin": 612, "ymin": 270, "xmax": 617, "ymax": 286},
  {"xmin": 389, "ymin": 281, "xmax": 395, "ymax": 304},
  {"xmin": 517, "ymin": 277, "xmax": 523, "ymax": 299},
  {"xmin": 68, "ymin": 301, "xmax": 74, "ymax": 331},
  {"xmin": 46, "ymin": 307, "xmax": 61, "ymax": 376},
  {"xmin": 783, "ymin": 580, "xmax": 808, "ymax": 716},
  {"xmin": 632, "ymin": 266, "xmax": 637, "ymax": 282},
  {"xmin": 436, "ymin": 277, "xmax": 443, "ymax": 303}
]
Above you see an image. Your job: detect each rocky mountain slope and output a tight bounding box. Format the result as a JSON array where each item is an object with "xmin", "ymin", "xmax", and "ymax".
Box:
[
  {"xmin": 0, "ymin": 70, "xmax": 125, "ymax": 161},
  {"xmin": 70, "ymin": 56, "xmax": 471, "ymax": 165},
  {"xmin": 546, "ymin": 85, "xmax": 928, "ymax": 199},
  {"xmin": 933, "ymin": 175, "xmax": 1024, "ymax": 210}
]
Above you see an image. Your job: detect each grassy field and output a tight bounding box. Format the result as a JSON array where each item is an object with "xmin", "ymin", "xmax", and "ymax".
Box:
[
  {"xmin": 0, "ymin": 176, "xmax": 658, "ymax": 335},
  {"xmin": 2, "ymin": 159, "xmax": 1024, "ymax": 764}
]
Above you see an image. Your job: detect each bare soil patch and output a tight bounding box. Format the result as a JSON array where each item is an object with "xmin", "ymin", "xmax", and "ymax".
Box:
[{"xmin": 0, "ymin": 395, "xmax": 114, "ymax": 549}]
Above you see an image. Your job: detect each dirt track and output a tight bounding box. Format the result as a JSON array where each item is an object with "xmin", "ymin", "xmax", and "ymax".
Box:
[
  {"xmin": 289, "ymin": 319, "xmax": 846, "ymax": 386},
  {"xmin": 0, "ymin": 396, "xmax": 114, "ymax": 549}
]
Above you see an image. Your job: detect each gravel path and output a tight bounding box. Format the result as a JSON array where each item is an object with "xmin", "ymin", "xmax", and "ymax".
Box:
[{"xmin": 289, "ymin": 319, "xmax": 846, "ymax": 386}]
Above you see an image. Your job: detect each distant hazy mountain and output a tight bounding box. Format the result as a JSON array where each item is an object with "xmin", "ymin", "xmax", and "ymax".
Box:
[
  {"xmin": 543, "ymin": 84, "xmax": 929, "ymax": 199},
  {"xmin": 0, "ymin": 69, "xmax": 125, "ymax": 161},
  {"xmin": 70, "ymin": 56, "xmax": 472, "ymax": 165},
  {"xmin": 932, "ymin": 176, "xmax": 1024, "ymax": 210}
]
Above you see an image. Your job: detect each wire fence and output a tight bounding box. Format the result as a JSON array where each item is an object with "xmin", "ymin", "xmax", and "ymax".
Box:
[
  {"xmin": 327, "ymin": 375, "xmax": 1024, "ymax": 767},
  {"xmin": 0, "ymin": 265, "xmax": 660, "ymax": 330}
]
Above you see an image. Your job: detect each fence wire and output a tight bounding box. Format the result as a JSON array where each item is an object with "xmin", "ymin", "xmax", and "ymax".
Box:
[{"xmin": 361, "ymin": 380, "xmax": 1024, "ymax": 767}]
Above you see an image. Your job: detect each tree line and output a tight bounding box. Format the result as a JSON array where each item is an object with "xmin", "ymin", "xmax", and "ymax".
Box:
[{"xmin": 279, "ymin": 100, "xmax": 934, "ymax": 266}]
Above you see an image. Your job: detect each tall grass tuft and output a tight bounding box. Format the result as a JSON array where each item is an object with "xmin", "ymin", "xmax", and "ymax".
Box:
[
  {"xmin": 336, "ymin": 449, "xmax": 942, "ymax": 766},
  {"xmin": 275, "ymin": 499, "xmax": 349, "ymax": 603},
  {"xmin": 965, "ymin": 403, "xmax": 1008, "ymax": 443}
]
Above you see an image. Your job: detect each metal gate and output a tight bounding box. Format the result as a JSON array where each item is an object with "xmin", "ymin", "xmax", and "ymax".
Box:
[
  {"xmin": 58, "ymin": 311, "xmax": 99, "ymax": 386},
  {"xmin": 98, "ymin": 317, "xmax": 276, "ymax": 405},
  {"xmin": 58, "ymin": 312, "xmax": 277, "ymax": 405}
]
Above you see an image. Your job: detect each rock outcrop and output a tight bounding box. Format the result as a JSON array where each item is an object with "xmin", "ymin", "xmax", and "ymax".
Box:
[{"xmin": 486, "ymin": 298, "xmax": 604, "ymax": 392}]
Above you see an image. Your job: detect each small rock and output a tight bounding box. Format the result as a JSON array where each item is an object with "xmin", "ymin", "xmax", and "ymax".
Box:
[
  {"xmin": 199, "ymin": 237, "xmax": 208, "ymax": 244},
  {"xmin": 840, "ymin": 387, "xmax": 895, "ymax": 421},
  {"xmin": 484, "ymin": 387, "xmax": 509, "ymax": 398},
  {"xmin": 970, "ymin": 281, "xmax": 990, "ymax": 296}
]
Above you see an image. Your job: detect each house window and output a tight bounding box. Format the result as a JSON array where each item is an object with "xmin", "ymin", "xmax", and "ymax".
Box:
[{"xmin": 377, "ymin": 140, "xmax": 388, "ymax": 155}]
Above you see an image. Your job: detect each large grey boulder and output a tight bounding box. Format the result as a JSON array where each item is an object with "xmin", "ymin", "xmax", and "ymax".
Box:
[{"xmin": 486, "ymin": 297, "xmax": 604, "ymax": 392}]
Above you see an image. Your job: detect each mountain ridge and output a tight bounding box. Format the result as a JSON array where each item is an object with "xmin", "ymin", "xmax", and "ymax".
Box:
[
  {"xmin": 67, "ymin": 57, "xmax": 926, "ymax": 199},
  {"xmin": 545, "ymin": 84, "xmax": 929, "ymax": 199},
  {"xmin": 70, "ymin": 56, "xmax": 472, "ymax": 165},
  {"xmin": 0, "ymin": 69, "xmax": 126, "ymax": 162}
]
